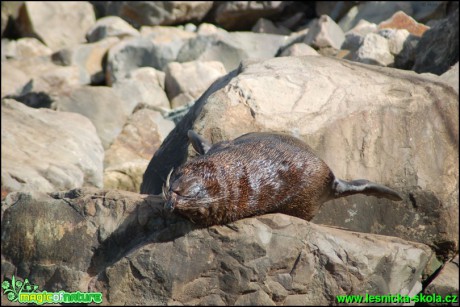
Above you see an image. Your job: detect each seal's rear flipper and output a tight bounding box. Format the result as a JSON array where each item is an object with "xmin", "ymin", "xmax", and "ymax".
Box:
[
  {"xmin": 187, "ymin": 130, "xmax": 211, "ymax": 155},
  {"xmin": 333, "ymin": 179, "xmax": 403, "ymax": 201}
]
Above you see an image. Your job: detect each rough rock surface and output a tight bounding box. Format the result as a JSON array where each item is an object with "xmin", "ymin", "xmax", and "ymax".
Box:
[
  {"xmin": 56, "ymin": 86, "xmax": 129, "ymax": 149},
  {"xmin": 212, "ymin": 2, "xmax": 286, "ymax": 31},
  {"xmin": 1, "ymin": 188, "xmax": 436, "ymax": 305},
  {"xmin": 165, "ymin": 60, "xmax": 227, "ymax": 104},
  {"xmin": 86, "ymin": 16, "xmax": 140, "ymax": 43},
  {"xmin": 439, "ymin": 62, "xmax": 459, "ymax": 94},
  {"xmin": 338, "ymin": 2, "xmax": 446, "ymax": 32},
  {"xmin": 303, "ymin": 15, "xmax": 345, "ymax": 49},
  {"xmin": 94, "ymin": 2, "xmax": 213, "ymax": 28},
  {"xmin": 279, "ymin": 43, "xmax": 319, "ymax": 57},
  {"xmin": 176, "ymin": 29, "xmax": 288, "ymax": 72},
  {"xmin": 16, "ymin": 2, "xmax": 96, "ymax": 51},
  {"xmin": 1, "ymin": 2, "xmax": 459, "ymax": 305},
  {"xmin": 51, "ymin": 37, "xmax": 120, "ymax": 84},
  {"xmin": 1, "ymin": 99, "xmax": 104, "ymax": 194},
  {"xmin": 424, "ymin": 255, "xmax": 460, "ymax": 303},
  {"xmin": 111, "ymin": 67, "xmax": 170, "ymax": 111},
  {"xmin": 104, "ymin": 108, "xmax": 174, "ymax": 192},
  {"xmin": 378, "ymin": 10, "xmax": 430, "ymax": 37},
  {"xmin": 142, "ymin": 56, "xmax": 459, "ymax": 260},
  {"xmin": 347, "ymin": 32, "xmax": 394, "ymax": 66},
  {"xmin": 412, "ymin": 8, "xmax": 459, "ymax": 75},
  {"xmin": 2, "ymin": 37, "xmax": 52, "ymax": 60}
]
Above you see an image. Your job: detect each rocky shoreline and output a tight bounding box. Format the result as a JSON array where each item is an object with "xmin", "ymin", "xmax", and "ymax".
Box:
[{"xmin": 1, "ymin": 2, "xmax": 458, "ymax": 305}]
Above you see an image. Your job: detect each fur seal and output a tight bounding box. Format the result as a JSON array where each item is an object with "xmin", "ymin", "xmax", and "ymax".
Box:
[{"xmin": 163, "ymin": 130, "xmax": 403, "ymax": 226}]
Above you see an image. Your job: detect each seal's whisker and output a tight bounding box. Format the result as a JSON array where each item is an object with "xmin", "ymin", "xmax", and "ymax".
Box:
[
  {"xmin": 162, "ymin": 185, "xmax": 167, "ymax": 200},
  {"xmin": 166, "ymin": 167, "xmax": 174, "ymax": 190}
]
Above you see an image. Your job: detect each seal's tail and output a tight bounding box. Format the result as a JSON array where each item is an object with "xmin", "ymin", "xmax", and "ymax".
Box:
[{"xmin": 332, "ymin": 178, "xmax": 403, "ymax": 201}]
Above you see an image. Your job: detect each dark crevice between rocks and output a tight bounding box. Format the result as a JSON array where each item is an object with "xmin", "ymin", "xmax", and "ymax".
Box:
[
  {"xmin": 140, "ymin": 69, "xmax": 239, "ymax": 195},
  {"xmin": 5, "ymin": 91, "xmax": 54, "ymax": 109},
  {"xmin": 420, "ymin": 253, "xmax": 459, "ymax": 295}
]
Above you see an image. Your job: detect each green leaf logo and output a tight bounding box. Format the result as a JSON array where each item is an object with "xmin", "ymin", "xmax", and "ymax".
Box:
[{"xmin": 2, "ymin": 275, "xmax": 39, "ymax": 302}]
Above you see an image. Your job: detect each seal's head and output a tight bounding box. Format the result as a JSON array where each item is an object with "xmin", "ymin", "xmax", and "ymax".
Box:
[{"xmin": 163, "ymin": 158, "xmax": 225, "ymax": 225}]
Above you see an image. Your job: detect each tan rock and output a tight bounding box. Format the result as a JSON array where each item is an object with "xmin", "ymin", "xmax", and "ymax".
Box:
[
  {"xmin": 16, "ymin": 2, "xmax": 96, "ymax": 51},
  {"xmin": 1, "ymin": 99, "xmax": 103, "ymax": 193},
  {"xmin": 165, "ymin": 61, "xmax": 227, "ymax": 102},
  {"xmin": 143, "ymin": 56, "xmax": 458, "ymax": 259},
  {"xmin": 1, "ymin": 188, "xmax": 436, "ymax": 305}
]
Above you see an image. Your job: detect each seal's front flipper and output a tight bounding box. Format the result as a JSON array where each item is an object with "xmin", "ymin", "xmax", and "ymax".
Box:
[
  {"xmin": 187, "ymin": 130, "xmax": 211, "ymax": 155},
  {"xmin": 333, "ymin": 179, "xmax": 403, "ymax": 201}
]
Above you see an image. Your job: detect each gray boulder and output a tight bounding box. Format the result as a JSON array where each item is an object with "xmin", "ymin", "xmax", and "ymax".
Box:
[
  {"xmin": 57, "ymin": 86, "xmax": 129, "ymax": 149},
  {"xmin": 165, "ymin": 60, "xmax": 227, "ymax": 107},
  {"xmin": 177, "ymin": 28, "xmax": 288, "ymax": 72},
  {"xmin": 86, "ymin": 16, "xmax": 140, "ymax": 43},
  {"xmin": 1, "ymin": 99, "xmax": 103, "ymax": 194},
  {"xmin": 15, "ymin": 2, "xmax": 96, "ymax": 51}
]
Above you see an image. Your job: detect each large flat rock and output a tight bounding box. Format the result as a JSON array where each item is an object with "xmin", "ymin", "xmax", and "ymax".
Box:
[{"xmin": 1, "ymin": 99, "xmax": 104, "ymax": 194}]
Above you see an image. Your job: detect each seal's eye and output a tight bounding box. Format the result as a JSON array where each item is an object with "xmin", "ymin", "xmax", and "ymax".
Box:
[
  {"xmin": 171, "ymin": 176, "xmax": 205, "ymax": 199},
  {"xmin": 182, "ymin": 183, "xmax": 203, "ymax": 198}
]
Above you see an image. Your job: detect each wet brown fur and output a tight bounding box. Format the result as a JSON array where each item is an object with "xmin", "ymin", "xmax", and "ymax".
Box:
[
  {"xmin": 165, "ymin": 132, "xmax": 336, "ymax": 226},
  {"xmin": 164, "ymin": 132, "xmax": 401, "ymax": 226}
]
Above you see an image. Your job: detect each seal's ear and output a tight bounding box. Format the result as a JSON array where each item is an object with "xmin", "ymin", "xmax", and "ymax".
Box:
[{"xmin": 187, "ymin": 130, "xmax": 211, "ymax": 155}]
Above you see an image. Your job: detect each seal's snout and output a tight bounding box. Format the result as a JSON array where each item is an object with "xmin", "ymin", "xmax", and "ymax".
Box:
[{"xmin": 165, "ymin": 198, "xmax": 175, "ymax": 212}]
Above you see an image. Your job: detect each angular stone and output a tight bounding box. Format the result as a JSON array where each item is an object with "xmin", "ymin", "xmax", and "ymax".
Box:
[
  {"xmin": 378, "ymin": 28, "xmax": 419, "ymax": 69},
  {"xmin": 424, "ymin": 255, "xmax": 459, "ymax": 300},
  {"xmin": 348, "ymin": 32, "xmax": 394, "ymax": 66},
  {"xmin": 251, "ymin": 18, "xmax": 291, "ymax": 35},
  {"xmin": 303, "ymin": 15, "xmax": 345, "ymax": 49},
  {"xmin": 340, "ymin": 2, "xmax": 448, "ymax": 33},
  {"xmin": 16, "ymin": 2, "xmax": 96, "ymax": 50},
  {"xmin": 111, "ymin": 67, "xmax": 170, "ymax": 113},
  {"xmin": 347, "ymin": 19, "xmax": 378, "ymax": 36},
  {"xmin": 104, "ymin": 108, "xmax": 174, "ymax": 192},
  {"xmin": 104, "ymin": 108, "xmax": 173, "ymax": 169},
  {"xmin": 412, "ymin": 8, "xmax": 459, "ymax": 75},
  {"xmin": 86, "ymin": 16, "xmax": 139, "ymax": 43},
  {"xmin": 378, "ymin": 10, "xmax": 430, "ymax": 37},
  {"xmin": 2, "ymin": 37, "xmax": 52, "ymax": 60},
  {"xmin": 1, "ymin": 61, "xmax": 29, "ymax": 98},
  {"xmin": 439, "ymin": 62, "xmax": 459, "ymax": 94},
  {"xmin": 9, "ymin": 63, "xmax": 91, "ymax": 108},
  {"xmin": 279, "ymin": 43, "xmax": 319, "ymax": 57},
  {"xmin": 51, "ymin": 37, "xmax": 120, "ymax": 84},
  {"xmin": 1, "ymin": 99, "xmax": 103, "ymax": 193},
  {"xmin": 177, "ymin": 30, "xmax": 288, "ymax": 72},
  {"xmin": 57, "ymin": 86, "xmax": 129, "ymax": 149},
  {"xmin": 171, "ymin": 92, "xmax": 195, "ymax": 109},
  {"xmin": 140, "ymin": 25, "xmax": 197, "ymax": 71},
  {"xmin": 379, "ymin": 28, "xmax": 411, "ymax": 55},
  {"xmin": 164, "ymin": 61, "xmax": 227, "ymax": 102}
]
